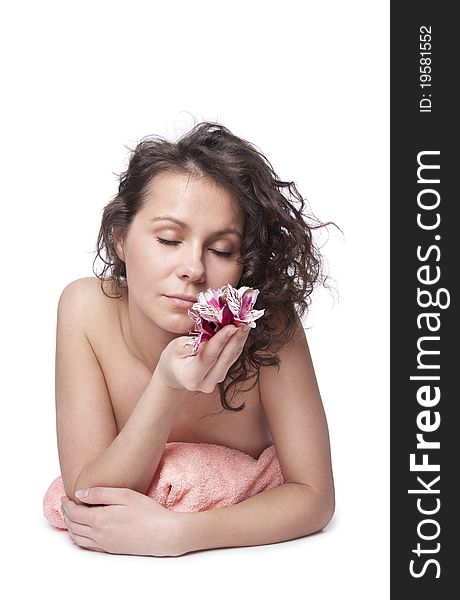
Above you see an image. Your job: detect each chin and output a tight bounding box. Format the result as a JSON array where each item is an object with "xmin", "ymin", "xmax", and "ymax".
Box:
[{"xmin": 161, "ymin": 315, "xmax": 194, "ymax": 335}]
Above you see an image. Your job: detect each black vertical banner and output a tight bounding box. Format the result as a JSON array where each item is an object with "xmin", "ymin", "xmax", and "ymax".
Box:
[{"xmin": 391, "ymin": 2, "xmax": 458, "ymax": 597}]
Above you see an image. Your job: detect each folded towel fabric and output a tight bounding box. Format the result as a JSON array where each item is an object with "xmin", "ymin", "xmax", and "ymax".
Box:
[{"xmin": 43, "ymin": 442, "xmax": 284, "ymax": 530}]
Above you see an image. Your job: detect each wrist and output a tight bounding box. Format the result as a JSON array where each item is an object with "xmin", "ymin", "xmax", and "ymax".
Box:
[
  {"xmin": 152, "ymin": 367, "xmax": 185, "ymax": 395},
  {"xmin": 171, "ymin": 510, "xmax": 198, "ymax": 556}
]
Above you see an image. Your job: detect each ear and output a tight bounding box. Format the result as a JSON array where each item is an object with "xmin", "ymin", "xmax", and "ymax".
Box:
[{"xmin": 113, "ymin": 226, "xmax": 126, "ymax": 262}]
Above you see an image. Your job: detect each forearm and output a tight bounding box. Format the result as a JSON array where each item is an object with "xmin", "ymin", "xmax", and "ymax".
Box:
[
  {"xmin": 72, "ymin": 372, "xmax": 188, "ymax": 502},
  {"xmin": 178, "ymin": 482, "xmax": 334, "ymax": 554}
]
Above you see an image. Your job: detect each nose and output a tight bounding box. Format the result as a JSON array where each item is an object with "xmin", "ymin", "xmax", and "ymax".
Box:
[{"xmin": 176, "ymin": 249, "xmax": 206, "ymax": 283}]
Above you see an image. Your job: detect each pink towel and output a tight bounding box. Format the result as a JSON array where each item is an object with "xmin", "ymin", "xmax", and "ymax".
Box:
[{"xmin": 43, "ymin": 442, "xmax": 284, "ymax": 530}]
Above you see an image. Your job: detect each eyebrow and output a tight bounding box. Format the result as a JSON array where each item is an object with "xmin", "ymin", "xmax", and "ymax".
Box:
[{"xmin": 150, "ymin": 215, "xmax": 243, "ymax": 239}]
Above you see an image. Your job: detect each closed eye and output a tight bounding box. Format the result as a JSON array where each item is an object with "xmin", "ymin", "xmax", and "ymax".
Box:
[{"xmin": 156, "ymin": 238, "xmax": 233, "ymax": 257}]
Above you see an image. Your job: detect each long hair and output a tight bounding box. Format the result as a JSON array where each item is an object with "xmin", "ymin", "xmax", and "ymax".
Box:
[{"xmin": 93, "ymin": 121, "xmax": 332, "ymax": 411}]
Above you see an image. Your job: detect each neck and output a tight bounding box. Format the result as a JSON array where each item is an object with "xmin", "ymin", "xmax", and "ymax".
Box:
[{"xmin": 119, "ymin": 291, "xmax": 178, "ymax": 374}]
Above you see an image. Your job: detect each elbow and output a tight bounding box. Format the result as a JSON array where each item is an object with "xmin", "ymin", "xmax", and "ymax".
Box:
[
  {"xmin": 60, "ymin": 473, "xmax": 82, "ymax": 504},
  {"xmin": 68, "ymin": 471, "xmax": 91, "ymax": 505},
  {"xmin": 61, "ymin": 483, "xmax": 84, "ymax": 506},
  {"xmin": 317, "ymin": 487, "xmax": 335, "ymax": 531},
  {"xmin": 291, "ymin": 479, "xmax": 336, "ymax": 533},
  {"xmin": 319, "ymin": 495, "xmax": 335, "ymax": 531},
  {"xmin": 308, "ymin": 483, "xmax": 335, "ymax": 533}
]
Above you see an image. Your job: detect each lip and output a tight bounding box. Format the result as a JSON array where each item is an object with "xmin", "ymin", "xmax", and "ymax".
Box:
[{"xmin": 164, "ymin": 295, "xmax": 196, "ymax": 309}]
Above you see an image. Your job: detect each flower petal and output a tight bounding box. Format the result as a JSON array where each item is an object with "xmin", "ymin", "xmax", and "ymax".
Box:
[{"xmin": 184, "ymin": 284, "xmax": 264, "ymax": 351}]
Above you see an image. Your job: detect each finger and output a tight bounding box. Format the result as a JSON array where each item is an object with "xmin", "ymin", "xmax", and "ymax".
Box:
[
  {"xmin": 68, "ymin": 530, "xmax": 105, "ymax": 552},
  {"xmin": 202, "ymin": 326, "xmax": 250, "ymax": 384},
  {"xmin": 178, "ymin": 334, "xmax": 201, "ymax": 358},
  {"xmin": 196, "ymin": 325, "xmax": 239, "ymax": 368},
  {"xmin": 74, "ymin": 487, "xmax": 131, "ymax": 506},
  {"xmin": 62, "ymin": 498, "xmax": 101, "ymax": 527},
  {"xmin": 63, "ymin": 511, "xmax": 95, "ymax": 539}
]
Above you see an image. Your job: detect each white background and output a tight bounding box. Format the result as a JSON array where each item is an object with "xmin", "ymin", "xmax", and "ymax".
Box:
[{"xmin": 1, "ymin": 1, "xmax": 389, "ymax": 598}]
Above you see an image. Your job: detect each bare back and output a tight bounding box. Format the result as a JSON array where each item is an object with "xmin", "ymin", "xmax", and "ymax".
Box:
[{"xmin": 81, "ymin": 277, "xmax": 273, "ymax": 460}]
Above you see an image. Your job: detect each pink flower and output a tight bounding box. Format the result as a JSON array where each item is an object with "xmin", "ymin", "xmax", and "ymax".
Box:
[{"xmin": 184, "ymin": 284, "xmax": 265, "ymax": 353}]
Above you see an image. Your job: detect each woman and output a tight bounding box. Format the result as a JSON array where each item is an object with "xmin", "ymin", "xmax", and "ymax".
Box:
[{"xmin": 54, "ymin": 121, "xmax": 335, "ymax": 556}]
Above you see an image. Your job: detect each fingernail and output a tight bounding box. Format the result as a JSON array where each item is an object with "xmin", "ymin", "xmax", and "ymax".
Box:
[
  {"xmin": 226, "ymin": 328, "xmax": 237, "ymax": 338},
  {"xmin": 242, "ymin": 325, "xmax": 250, "ymax": 332},
  {"xmin": 75, "ymin": 489, "xmax": 89, "ymax": 499}
]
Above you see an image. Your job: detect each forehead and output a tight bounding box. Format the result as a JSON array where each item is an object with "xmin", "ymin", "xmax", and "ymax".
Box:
[{"xmin": 141, "ymin": 171, "xmax": 244, "ymax": 223}]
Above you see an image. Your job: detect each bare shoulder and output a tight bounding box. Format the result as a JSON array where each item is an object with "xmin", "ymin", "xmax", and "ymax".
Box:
[{"xmin": 58, "ymin": 277, "xmax": 116, "ymax": 338}]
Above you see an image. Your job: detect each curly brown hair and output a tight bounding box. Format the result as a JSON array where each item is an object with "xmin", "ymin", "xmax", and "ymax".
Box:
[{"xmin": 93, "ymin": 121, "xmax": 333, "ymax": 412}]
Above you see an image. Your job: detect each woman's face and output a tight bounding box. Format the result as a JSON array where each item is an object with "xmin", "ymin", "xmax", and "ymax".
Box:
[{"xmin": 116, "ymin": 170, "xmax": 245, "ymax": 334}]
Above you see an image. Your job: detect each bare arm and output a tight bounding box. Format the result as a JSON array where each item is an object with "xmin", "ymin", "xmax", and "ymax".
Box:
[
  {"xmin": 178, "ymin": 481, "xmax": 332, "ymax": 554},
  {"xmin": 174, "ymin": 317, "xmax": 335, "ymax": 555},
  {"xmin": 55, "ymin": 280, "xmax": 188, "ymax": 505},
  {"xmin": 56, "ymin": 279, "xmax": 249, "ymax": 506},
  {"xmin": 72, "ymin": 373, "xmax": 188, "ymax": 503},
  {"xmin": 71, "ymin": 328, "xmax": 249, "ymax": 505}
]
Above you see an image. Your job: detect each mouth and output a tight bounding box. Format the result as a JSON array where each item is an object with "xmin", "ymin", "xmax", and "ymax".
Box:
[{"xmin": 163, "ymin": 295, "xmax": 196, "ymax": 309}]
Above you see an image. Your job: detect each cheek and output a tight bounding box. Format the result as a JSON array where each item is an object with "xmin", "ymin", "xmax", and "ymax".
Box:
[
  {"xmin": 231, "ymin": 261, "xmax": 244, "ymax": 282},
  {"xmin": 137, "ymin": 245, "xmax": 173, "ymax": 274},
  {"xmin": 208, "ymin": 261, "xmax": 243, "ymax": 287}
]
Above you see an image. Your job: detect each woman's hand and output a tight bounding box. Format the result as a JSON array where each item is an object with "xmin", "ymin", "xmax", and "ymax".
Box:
[
  {"xmin": 155, "ymin": 324, "xmax": 251, "ymax": 393},
  {"xmin": 60, "ymin": 487, "xmax": 186, "ymax": 557}
]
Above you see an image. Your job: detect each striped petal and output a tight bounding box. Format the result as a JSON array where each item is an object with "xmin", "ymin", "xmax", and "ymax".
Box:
[{"xmin": 185, "ymin": 283, "xmax": 265, "ymax": 351}]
